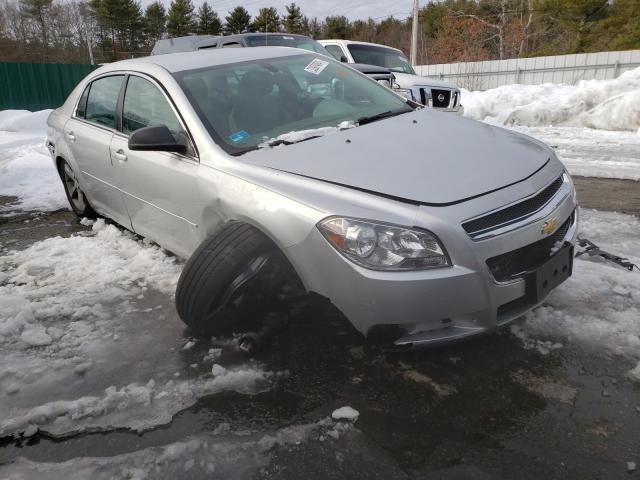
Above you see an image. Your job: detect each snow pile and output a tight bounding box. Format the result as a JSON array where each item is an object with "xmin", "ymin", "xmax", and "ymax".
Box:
[
  {"xmin": 0, "ymin": 109, "xmax": 66, "ymax": 213},
  {"xmin": 331, "ymin": 406, "xmax": 360, "ymax": 422},
  {"xmin": 0, "ymin": 419, "xmax": 343, "ymax": 479},
  {"xmin": 0, "ymin": 219, "xmax": 281, "ymax": 437},
  {"xmin": 0, "ymin": 109, "xmax": 51, "ymax": 133},
  {"xmin": 463, "ymin": 66, "xmax": 640, "ymax": 132},
  {"xmin": 0, "ymin": 218, "xmax": 180, "ymax": 343},
  {"xmin": 515, "ymin": 209, "xmax": 640, "ymax": 379},
  {"xmin": 510, "ymin": 126, "xmax": 640, "ymax": 181},
  {"xmin": 0, "ymin": 364, "xmax": 274, "ymax": 438}
]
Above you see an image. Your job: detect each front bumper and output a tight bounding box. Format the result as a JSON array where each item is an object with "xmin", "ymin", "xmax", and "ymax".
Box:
[{"xmin": 285, "ymin": 170, "xmax": 578, "ymax": 348}]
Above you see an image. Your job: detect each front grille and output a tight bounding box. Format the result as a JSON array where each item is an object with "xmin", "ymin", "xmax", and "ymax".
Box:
[
  {"xmin": 431, "ymin": 89, "xmax": 451, "ymax": 108},
  {"xmin": 486, "ymin": 211, "xmax": 574, "ymax": 282},
  {"xmin": 463, "ymin": 175, "xmax": 564, "ymax": 238},
  {"xmin": 419, "ymin": 88, "xmax": 429, "ymax": 106}
]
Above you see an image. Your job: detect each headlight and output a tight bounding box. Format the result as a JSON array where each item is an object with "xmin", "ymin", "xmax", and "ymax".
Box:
[
  {"xmin": 393, "ymin": 87, "xmax": 415, "ymax": 102},
  {"xmin": 317, "ymin": 217, "xmax": 451, "ymax": 271}
]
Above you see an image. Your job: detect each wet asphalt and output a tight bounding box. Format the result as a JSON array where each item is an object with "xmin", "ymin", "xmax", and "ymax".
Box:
[{"xmin": 0, "ymin": 177, "xmax": 639, "ymax": 479}]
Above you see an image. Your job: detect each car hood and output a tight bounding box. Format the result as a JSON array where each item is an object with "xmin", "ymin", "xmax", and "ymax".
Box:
[
  {"xmin": 393, "ymin": 72, "xmax": 457, "ymax": 89},
  {"xmin": 242, "ymin": 109, "xmax": 550, "ymax": 205}
]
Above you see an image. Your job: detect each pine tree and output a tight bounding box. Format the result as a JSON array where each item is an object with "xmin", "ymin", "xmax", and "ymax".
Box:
[
  {"xmin": 251, "ymin": 7, "xmax": 279, "ymax": 33},
  {"xmin": 224, "ymin": 6, "xmax": 251, "ymax": 34},
  {"xmin": 167, "ymin": 0, "xmax": 195, "ymax": 37},
  {"xmin": 323, "ymin": 15, "xmax": 351, "ymax": 39},
  {"xmin": 145, "ymin": 1, "xmax": 166, "ymax": 42},
  {"xmin": 90, "ymin": 0, "xmax": 143, "ymax": 60},
  {"xmin": 19, "ymin": 0, "xmax": 53, "ymax": 60},
  {"xmin": 120, "ymin": 0, "xmax": 144, "ymax": 54},
  {"xmin": 283, "ymin": 2, "xmax": 304, "ymax": 34},
  {"xmin": 197, "ymin": 2, "xmax": 221, "ymax": 35}
]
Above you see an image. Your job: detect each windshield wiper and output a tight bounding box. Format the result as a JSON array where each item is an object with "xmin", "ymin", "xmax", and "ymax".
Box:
[
  {"xmin": 357, "ymin": 109, "xmax": 410, "ymax": 126},
  {"xmin": 263, "ymin": 135, "xmax": 321, "ymax": 148}
]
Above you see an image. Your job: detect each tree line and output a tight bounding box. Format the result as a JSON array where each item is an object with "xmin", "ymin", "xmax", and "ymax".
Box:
[{"xmin": 0, "ymin": 0, "xmax": 638, "ymax": 64}]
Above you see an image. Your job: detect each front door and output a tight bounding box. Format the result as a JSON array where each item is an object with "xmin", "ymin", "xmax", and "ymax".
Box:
[{"xmin": 110, "ymin": 74, "xmax": 202, "ymax": 258}]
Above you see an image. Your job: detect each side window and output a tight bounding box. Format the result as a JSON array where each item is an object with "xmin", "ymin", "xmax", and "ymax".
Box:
[
  {"xmin": 122, "ymin": 76, "xmax": 183, "ymax": 137},
  {"xmin": 325, "ymin": 44, "xmax": 346, "ymax": 61},
  {"xmin": 85, "ymin": 75, "xmax": 124, "ymax": 129},
  {"xmin": 222, "ymin": 42, "xmax": 241, "ymax": 48},
  {"xmin": 75, "ymin": 84, "xmax": 90, "ymax": 118}
]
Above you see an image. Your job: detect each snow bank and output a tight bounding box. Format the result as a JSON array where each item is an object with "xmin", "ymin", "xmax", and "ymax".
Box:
[
  {"xmin": 513, "ymin": 209, "xmax": 640, "ymax": 379},
  {"xmin": 0, "ymin": 109, "xmax": 51, "ymax": 133},
  {"xmin": 463, "ymin": 66, "xmax": 640, "ymax": 132},
  {"xmin": 510, "ymin": 126, "xmax": 640, "ymax": 181},
  {"xmin": 0, "ymin": 109, "xmax": 66, "ymax": 213},
  {"xmin": 0, "ymin": 136, "xmax": 67, "ymax": 213}
]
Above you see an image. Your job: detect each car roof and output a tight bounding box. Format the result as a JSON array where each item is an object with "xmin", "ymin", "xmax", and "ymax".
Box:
[
  {"xmin": 225, "ymin": 32, "xmax": 310, "ymax": 39},
  {"xmin": 151, "ymin": 35, "xmax": 219, "ymax": 55},
  {"xmin": 99, "ymin": 47, "xmax": 315, "ymax": 74},
  {"xmin": 319, "ymin": 39, "xmax": 404, "ymax": 54}
]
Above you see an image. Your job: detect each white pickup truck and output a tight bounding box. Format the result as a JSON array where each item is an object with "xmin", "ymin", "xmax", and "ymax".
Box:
[{"xmin": 319, "ymin": 39, "xmax": 462, "ymax": 113}]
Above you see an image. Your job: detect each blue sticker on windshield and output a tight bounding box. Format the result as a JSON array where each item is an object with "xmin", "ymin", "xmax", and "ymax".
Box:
[{"xmin": 229, "ymin": 130, "xmax": 250, "ymax": 142}]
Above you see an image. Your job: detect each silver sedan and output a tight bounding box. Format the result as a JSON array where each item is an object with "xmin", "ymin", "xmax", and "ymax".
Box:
[{"xmin": 46, "ymin": 47, "xmax": 578, "ymax": 349}]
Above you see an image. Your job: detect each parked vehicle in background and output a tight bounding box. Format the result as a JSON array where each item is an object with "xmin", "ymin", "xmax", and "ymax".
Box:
[
  {"xmin": 46, "ymin": 47, "xmax": 577, "ymax": 349},
  {"xmin": 319, "ymin": 39, "xmax": 463, "ymax": 113},
  {"xmin": 152, "ymin": 34, "xmax": 397, "ymax": 89}
]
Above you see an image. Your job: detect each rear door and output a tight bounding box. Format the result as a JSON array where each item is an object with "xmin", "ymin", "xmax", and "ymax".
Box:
[
  {"xmin": 64, "ymin": 74, "xmax": 131, "ymax": 228},
  {"xmin": 110, "ymin": 74, "xmax": 202, "ymax": 258}
]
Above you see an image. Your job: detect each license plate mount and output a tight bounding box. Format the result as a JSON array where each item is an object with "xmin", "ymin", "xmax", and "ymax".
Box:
[{"xmin": 525, "ymin": 245, "xmax": 574, "ymax": 303}]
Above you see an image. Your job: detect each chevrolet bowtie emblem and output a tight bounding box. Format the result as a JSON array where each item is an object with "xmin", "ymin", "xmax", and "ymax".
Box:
[{"xmin": 542, "ymin": 217, "xmax": 559, "ymax": 235}]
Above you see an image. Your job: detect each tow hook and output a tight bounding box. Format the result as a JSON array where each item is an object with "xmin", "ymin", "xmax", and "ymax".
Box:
[
  {"xmin": 237, "ymin": 311, "xmax": 288, "ymax": 356},
  {"xmin": 575, "ymin": 237, "xmax": 638, "ymax": 272}
]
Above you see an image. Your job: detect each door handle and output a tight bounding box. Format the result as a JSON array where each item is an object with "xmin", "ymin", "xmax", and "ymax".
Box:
[
  {"xmin": 65, "ymin": 131, "xmax": 76, "ymax": 142},
  {"xmin": 113, "ymin": 149, "xmax": 127, "ymax": 162}
]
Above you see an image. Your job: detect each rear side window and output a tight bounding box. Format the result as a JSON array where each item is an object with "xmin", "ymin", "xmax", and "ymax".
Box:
[
  {"xmin": 75, "ymin": 84, "xmax": 90, "ymax": 118},
  {"xmin": 85, "ymin": 75, "xmax": 124, "ymax": 129},
  {"xmin": 122, "ymin": 76, "xmax": 182, "ymax": 135},
  {"xmin": 324, "ymin": 44, "xmax": 345, "ymax": 61}
]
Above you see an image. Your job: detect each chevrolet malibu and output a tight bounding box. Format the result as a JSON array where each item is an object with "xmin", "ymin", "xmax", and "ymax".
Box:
[{"xmin": 46, "ymin": 47, "xmax": 578, "ymax": 348}]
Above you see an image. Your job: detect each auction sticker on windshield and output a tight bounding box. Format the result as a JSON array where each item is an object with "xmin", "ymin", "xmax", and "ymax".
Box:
[{"xmin": 304, "ymin": 58, "xmax": 329, "ymax": 75}]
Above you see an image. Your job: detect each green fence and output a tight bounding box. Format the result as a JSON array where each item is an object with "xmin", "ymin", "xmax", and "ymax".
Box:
[{"xmin": 0, "ymin": 62, "xmax": 99, "ymax": 111}]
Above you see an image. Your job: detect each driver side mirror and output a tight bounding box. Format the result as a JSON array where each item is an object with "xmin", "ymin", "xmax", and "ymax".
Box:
[
  {"xmin": 340, "ymin": 55, "xmax": 348, "ymax": 63},
  {"xmin": 128, "ymin": 125, "xmax": 188, "ymax": 154}
]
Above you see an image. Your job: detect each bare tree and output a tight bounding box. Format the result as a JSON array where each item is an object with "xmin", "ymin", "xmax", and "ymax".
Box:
[
  {"xmin": 452, "ymin": 0, "xmax": 507, "ymax": 59},
  {"xmin": 19, "ymin": 0, "xmax": 53, "ymax": 61}
]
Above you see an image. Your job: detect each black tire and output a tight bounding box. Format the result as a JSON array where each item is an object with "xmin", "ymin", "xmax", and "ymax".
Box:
[
  {"xmin": 175, "ymin": 222, "xmax": 280, "ymax": 336},
  {"xmin": 58, "ymin": 159, "xmax": 96, "ymax": 218}
]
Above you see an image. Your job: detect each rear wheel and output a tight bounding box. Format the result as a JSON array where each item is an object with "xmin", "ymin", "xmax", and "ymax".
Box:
[
  {"xmin": 175, "ymin": 222, "xmax": 299, "ymax": 336},
  {"xmin": 59, "ymin": 159, "xmax": 95, "ymax": 218}
]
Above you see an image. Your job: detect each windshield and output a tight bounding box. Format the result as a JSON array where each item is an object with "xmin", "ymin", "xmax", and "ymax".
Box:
[
  {"xmin": 245, "ymin": 35, "xmax": 328, "ymax": 54},
  {"xmin": 347, "ymin": 44, "xmax": 416, "ymax": 75},
  {"xmin": 175, "ymin": 53, "xmax": 412, "ymax": 155}
]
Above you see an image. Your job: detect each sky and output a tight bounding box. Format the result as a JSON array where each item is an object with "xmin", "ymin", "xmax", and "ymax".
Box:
[{"xmin": 146, "ymin": 0, "xmax": 418, "ymax": 22}]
